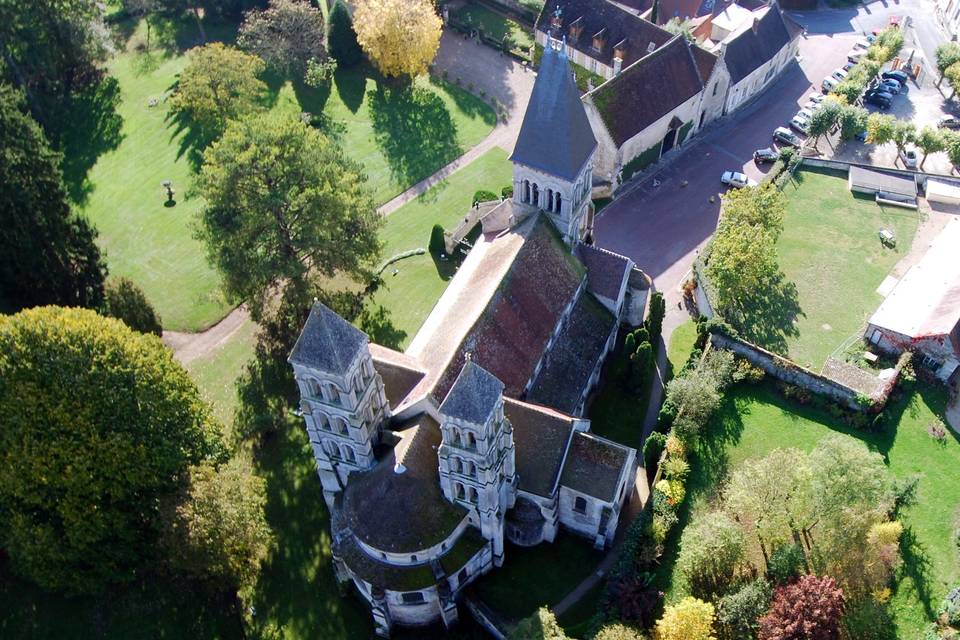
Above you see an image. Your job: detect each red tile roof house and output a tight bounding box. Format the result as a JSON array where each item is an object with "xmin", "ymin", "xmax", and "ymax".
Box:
[{"xmin": 286, "ymin": 45, "xmax": 640, "ymax": 637}]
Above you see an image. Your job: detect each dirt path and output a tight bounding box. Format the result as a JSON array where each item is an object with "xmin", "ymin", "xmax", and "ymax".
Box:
[{"xmin": 162, "ymin": 305, "xmax": 250, "ymax": 365}]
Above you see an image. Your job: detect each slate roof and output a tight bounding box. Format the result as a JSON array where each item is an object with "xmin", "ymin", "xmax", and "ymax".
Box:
[
  {"xmin": 654, "ymin": 0, "xmax": 729, "ymax": 24},
  {"xmin": 432, "ymin": 217, "xmax": 585, "ymax": 402},
  {"xmin": 560, "ymin": 432, "xmax": 631, "ymax": 502},
  {"xmin": 340, "ymin": 416, "xmax": 467, "ymax": 553},
  {"xmin": 369, "ymin": 344, "xmax": 426, "ymax": 408},
  {"xmin": 439, "ymin": 361, "xmax": 505, "ymax": 425},
  {"xmin": 690, "ymin": 43, "xmax": 720, "ymax": 82},
  {"xmin": 288, "ymin": 302, "xmax": 367, "ymax": 375},
  {"xmin": 510, "ymin": 43, "xmax": 598, "ymax": 182},
  {"xmin": 527, "ymin": 292, "xmax": 616, "ymax": 414},
  {"xmin": 505, "ymin": 398, "xmax": 576, "ymax": 497},
  {"xmin": 577, "ymin": 244, "xmax": 631, "ymax": 302},
  {"xmin": 722, "ymin": 5, "xmax": 796, "ymax": 84},
  {"xmin": 537, "ymin": 0, "xmax": 673, "ymax": 69},
  {"xmin": 590, "ymin": 36, "xmax": 710, "ymax": 147}
]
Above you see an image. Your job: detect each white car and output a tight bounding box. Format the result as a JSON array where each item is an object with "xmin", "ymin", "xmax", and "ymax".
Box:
[
  {"xmin": 790, "ymin": 114, "xmax": 810, "ymax": 134},
  {"xmin": 822, "ymin": 76, "xmax": 839, "ymax": 92},
  {"xmin": 803, "ymin": 99, "xmax": 821, "ymax": 111},
  {"xmin": 853, "ymin": 38, "xmax": 871, "ymax": 50},
  {"xmin": 899, "ymin": 148, "xmax": 918, "ymax": 169},
  {"xmin": 721, "ymin": 171, "xmax": 757, "ymax": 188},
  {"xmin": 847, "ymin": 48, "xmax": 866, "ymax": 63},
  {"xmin": 796, "ymin": 108, "xmax": 814, "ymax": 120},
  {"xmin": 830, "ymin": 68, "xmax": 849, "ymax": 83}
]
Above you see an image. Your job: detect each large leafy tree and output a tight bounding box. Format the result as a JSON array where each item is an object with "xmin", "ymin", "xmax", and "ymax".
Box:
[
  {"xmin": 915, "ymin": 126, "xmax": 946, "ymax": 169},
  {"xmin": 866, "ymin": 113, "xmax": 896, "ymax": 146},
  {"xmin": 655, "ymin": 597, "xmax": 717, "ymax": 640},
  {"xmin": 758, "ymin": 575, "xmax": 845, "ymax": 640},
  {"xmin": 328, "ymin": 0, "xmax": 363, "ymax": 67},
  {"xmin": 170, "ymin": 42, "xmax": 266, "ymax": 140},
  {"xmin": 238, "ymin": 0, "xmax": 327, "ymax": 77},
  {"xmin": 509, "ymin": 607, "xmax": 571, "ymax": 640},
  {"xmin": 0, "ymin": 84, "xmax": 107, "ymax": 311},
  {"xmin": 837, "ymin": 104, "xmax": 869, "ymax": 141},
  {"xmin": 195, "ymin": 113, "xmax": 382, "ymax": 320},
  {"xmin": 0, "ymin": 306, "xmax": 225, "ymax": 594},
  {"xmin": 677, "ymin": 511, "xmax": 746, "ymax": 600},
  {"xmin": 102, "ymin": 276, "xmax": 163, "ymax": 336},
  {"xmin": 353, "ymin": 0, "xmax": 442, "ymax": 79},
  {"xmin": 891, "ymin": 120, "xmax": 916, "ymax": 165},
  {"xmin": 806, "ymin": 101, "xmax": 840, "ymax": 147},
  {"xmin": 936, "ymin": 42, "xmax": 960, "ymax": 88}
]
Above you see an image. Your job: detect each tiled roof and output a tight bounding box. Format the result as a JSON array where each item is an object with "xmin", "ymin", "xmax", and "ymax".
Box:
[
  {"xmin": 527, "ymin": 292, "xmax": 616, "ymax": 414},
  {"xmin": 439, "ymin": 361, "xmax": 504, "ymax": 425},
  {"xmin": 690, "ymin": 42, "xmax": 719, "ymax": 83},
  {"xmin": 576, "ymin": 244, "xmax": 632, "ymax": 302},
  {"xmin": 369, "ymin": 344, "xmax": 426, "ymax": 408},
  {"xmin": 340, "ymin": 416, "xmax": 467, "ymax": 553},
  {"xmin": 590, "ymin": 36, "xmax": 708, "ymax": 147},
  {"xmin": 560, "ymin": 432, "xmax": 631, "ymax": 502},
  {"xmin": 722, "ymin": 5, "xmax": 795, "ymax": 84},
  {"xmin": 654, "ymin": 0, "xmax": 729, "ymax": 23},
  {"xmin": 537, "ymin": 0, "xmax": 673, "ymax": 69},
  {"xmin": 505, "ymin": 398, "xmax": 576, "ymax": 497},
  {"xmin": 510, "ymin": 42, "xmax": 597, "ymax": 182},
  {"xmin": 288, "ymin": 302, "xmax": 366, "ymax": 375},
  {"xmin": 432, "ymin": 217, "xmax": 585, "ymax": 402}
]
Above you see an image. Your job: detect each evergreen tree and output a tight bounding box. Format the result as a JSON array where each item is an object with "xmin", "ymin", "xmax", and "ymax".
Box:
[
  {"xmin": 328, "ymin": 0, "xmax": 363, "ymax": 67},
  {"xmin": 102, "ymin": 276, "xmax": 163, "ymax": 336},
  {"xmin": 0, "ymin": 84, "xmax": 106, "ymax": 311}
]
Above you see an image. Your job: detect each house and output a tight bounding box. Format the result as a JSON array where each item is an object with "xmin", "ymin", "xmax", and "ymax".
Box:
[
  {"xmin": 582, "ymin": 33, "xmax": 727, "ymax": 189},
  {"xmin": 287, "ymin": 44, "xmax": 641, "ymax": 637},
  {"xmin": 866, "ymin": 218, "xmax": 960, "ymax": 383}
]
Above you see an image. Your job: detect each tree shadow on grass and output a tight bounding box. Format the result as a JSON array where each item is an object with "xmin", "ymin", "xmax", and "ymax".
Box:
[
  {"xmin": 164, "ymin": 105, "xmax": 211, "ymax": 173},
  {"xmin": 333, "ymin": 66, "xmax": 369, "ymax": 115},
  {"xmin": 368, "ymin": 84, "xmax": 462, "ymax": 190},
  {"xmin": 896, "ymin": 525, "xmax": 936, "ymax": 622},
  {"xmin": 731, "ymin": 272, "xmax": 803, "ymax": 357},
  {"xmin": 428, "ymin": 75, "xmax": 499, "ymax": 126},
  {"xmin": 358, "ymin": 304, "xmax": 407, "ymax": 350}
]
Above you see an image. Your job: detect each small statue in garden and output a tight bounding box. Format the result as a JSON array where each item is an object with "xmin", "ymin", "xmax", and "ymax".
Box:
[{"xmin": 162, "ymin": 180, "xmax": 175, "ymax": 205}]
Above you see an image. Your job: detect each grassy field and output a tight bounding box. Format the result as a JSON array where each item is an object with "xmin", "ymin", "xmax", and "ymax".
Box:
[
  {"xmin": 452, "ymin": 4, "xmax": 535, "ymax": 52},
  {"xmin": 667, "ymin": 320, "xmax": 698, "ymax": 377},
  {"xmin": 741, "ymin": 168, "xmax": 917, "ymax": 370},
  {"xmin": 472, "ymin": 534, "xmax": 604, "ymax": 623},
  {"xmin": 184, "ymin": 318, "xmax": 258, "ymax": 426},
  {"xmin": 655, "ymin": 382, "xmax": 960, "ymax": 638},
  {"xmin": 78, "ymin": 17, "xmax": 496, "ymax": 331}
]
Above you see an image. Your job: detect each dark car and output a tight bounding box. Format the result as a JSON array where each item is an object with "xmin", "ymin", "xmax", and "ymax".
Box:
[
  {"xmin": 881, "ymin": 70, "xmax": 909, "ymax": 85},
  {"xmin": 754, "ymin": 147, "xmax": 778, "ymax": 163},
  {"xmin": 938, "ymin": 116, "xmax": 960, "ymax": 130},
  {"xmin": 864, "ymin": 93, "xmax": 892, "ymax": 109},
  {"xmin": 855, "ymin": 130, "xmax": 868, "ymax": 142}
]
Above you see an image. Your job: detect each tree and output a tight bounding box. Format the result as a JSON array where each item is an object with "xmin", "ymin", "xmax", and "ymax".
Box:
[
  {"xmin": 654, "ymin": 597, "xmax": 717, "ymax": 640},
  {"xmin": 123, "ymin": 0, "xmax": 160, "ymax": 49},
  {"xmin": 758, "ymin": 575, "xmax": 845, "ymax": 640},
  {"xmin": 676, "ymin": 511, "xmax": 746, "ymax": 599},
  {"xmin": 866, "ymin": 113, "xmax": 896, "ymax": 146},
  {"xmin": 720, "ymin": 183, "xmax": 786, "ymax": 239},
  {"xmin": 594, "ymin": 623, "xmax": 647, "ymax": 640},
  {"xmin": 163, "ymin": 456, "xmax": 273, "ymax": 591},
  {"xmin": 170, "ymin": 42, "xmax": 266, "ymax": 140},
  {"xmin": 196, "ymin": 113, "xmax": 382, "ymax": 320},
  {"xmin": 238, "ymin": 0, "xmax": 327, "ymax": 77},
  {"xmin": 945, "ymin": 131, "xmax": 960, "ymax": 170},
  {"xmin": 353, "ymin": 0, "xmax": 442, "ymax": 79},
  {"xmin": 946, "ymin": 62, "xmax": 960, "ymax": 100},
  {"xmin": 630, "ymin": 340, "xmax": 654, "ymax": 391},
  {"xmin": 837, "ymin": 104, "xmax": 869, "ymax": 141},
  {"xmin": 806, "ymin": 102, "xmax": 840, "ymax": 147},
  {"xmin": 102, "ymin": 276, "xmax": 163, "ymax": 336},
  {"xmin": 717, "ymin": 578, "xmax": 772, "ymax": 640},
  {"xmin": 916, "ymin": 126, "xmax": 946, "ymax": 169},
  {"xmin": 936, "ymin": 42, "xmax": 960, "ymax": 88},
  {"xmin": 509, "ymin": 607, "xmax": 571, "ymax": 640},
  {"xmin": 0, "ymin": 306, "xmax": 224, "ymax": 594},
  {"xmin": 328, "ymin": 0, "xmax": 363, "ymax": 67},
  {"xmin": 0, "ymin": 84, "xmax": 107, "ymax": 311},
  {"xmin": 891, "ymin": 121, "xmax": 916, "ymax": 165},
  {"xmin": 706, "ymin": 223, "xmax": 779, "ymax": 315},
  {"xmin": 646, "ymin": 291, "xmax": 666, "ymax": 342}
]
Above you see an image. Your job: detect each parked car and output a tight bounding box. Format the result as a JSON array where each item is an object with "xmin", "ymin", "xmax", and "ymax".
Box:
[
  {"xmin": 822, "ymin": 76, "xmax": 840, "ymax": 92},
  {"xmin": 847, "ymin": 48, "xmax": 866, "ymax": 63},
  {"xmin": 881, "ymin": 69, "xmax": 909, "ymax": 85},
  {"xmin": 721, "ymin": 171, "xmax": 757, "ymax": 188},
  {"xmin": 830, "ymin": 68, "xmax": 849, "ymax": 82},
  {"xmin": 853, "ymin": 38, "xmax": 870, "ymax": 50},
  {"xmin": 808, "ymin": 93, "xmax": 827, "ymax": 104},
  {"xmin": 889, "ymin": 15, "xmax": 901, "ymax": 27},
  {"xmin": 866, "ymin": 33, "xmax": 877, "ymax": 43},
  {"xmin": 803, "ymin": 99, "xmax": 821, "ymax": 112},
  {"xmin": 790, "ymin": 114, "xmax": 810, "ymax": 134},
  {"xmin": 774, "ymin": 126, "xmax": 802, "ymax": 147},
  {"xmin": 796, "ymin": 108, "xmax": 814, "ymax": 120},
  {"xmin": 899, "ymin": 148, "xmax": 918, "ymax": 169},
  {"xmin": 938, "ymin": 116, "xmax": 960, "ymax": 129},
  {"xmin": 864, "ymin": 92, "xmax": 892, "ymax": 109},
  {"xmin": 754, "ymin": 147, "xmax": 778, "ymax": 163},
  {"xmin": 879, "ymin": 79, "xmax": 902, "ymax": 94}
]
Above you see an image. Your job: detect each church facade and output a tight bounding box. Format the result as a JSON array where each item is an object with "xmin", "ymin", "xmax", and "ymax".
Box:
[{"xmin": 288, "ymin": 41, "xmax": 640, "ymax": 637}]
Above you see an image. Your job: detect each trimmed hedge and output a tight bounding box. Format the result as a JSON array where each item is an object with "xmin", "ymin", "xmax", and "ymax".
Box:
[{"xmin": 621, "ymin": 143, "xmax": 662, "ymax": 183}]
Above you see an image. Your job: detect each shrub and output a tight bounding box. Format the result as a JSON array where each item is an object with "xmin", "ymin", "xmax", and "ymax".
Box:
[
  {"xmin": 652, "ymin": 510, "xmax": 678, "ymax": 545},
  {"xmin": 643, "ymin": 432, "xmax": 667, "ymax": 470},
  {"xmin": 842, "ymin": 598, "xmax": 896, "ymax": 640},
  {"xmin": 654, "ymin": 597, "xmax": 717, "ymax": 640},
  {"xmin": 676, "ymin": 511, "xmax": 746, "ymax": 600},
  {"xmin": 631, "ymin": 341, "xmax": 653, "ymax": 391},
  {"xmin": 758, "ymin": 575, "xmax": 845, "ymax": 640},
  {"xmin": 717, "ymin": 578, "xmax": 772, "ymax": 640},
  {"xmin": 102, "ymin": 276, "xmax": 163, "ymax": 336},
  {"xmin": 732, "ymin": 359, "xmax": 764, "ymax": 384},
  {"xmin": 608, "ymin": 575, "xmax": 663, "ymax": 627},
  {"xmin": 665, "ymin": 435, "xmax": 685, "ymax": 458},
  {"xmin": 473, "ymin": 189, "xmax": 498, "ymax": 204},
  {"xmin": 429, "ymin": 223, "xmax": 446, "ymax": 255},
  {"xmin": 767, "ymin": 544, "xmax": 805, "ymax": 585},
  {"xmin": 624, "ymin": 332, "xmax": 637, "ymax": 357},
  {"xmin": 662, "ymin": 456, "xmax": 690, "ymax": 481},
  {"xmin": 594, "ymin": 623, "xmax": 647, "ymax": 640},
  {"xmin": 502, "ymin": 185, "xmax": 514, "ymax": 199},
  {"xmin": 645, "ymin": 292, "xmax": 666, "ymax": 342},
  {"xmin": 633, "ymin": 326, "xmax": 650, "ymax": 344}
]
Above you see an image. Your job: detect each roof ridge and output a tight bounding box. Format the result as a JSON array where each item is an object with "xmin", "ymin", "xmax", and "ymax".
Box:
[
  {"xmin": 600, "ymin": 33, "xmax": 686, "ymax": 88},
  {"xmin": 578, "ymin": 242, "xmax": 630, "ymax": 262}
]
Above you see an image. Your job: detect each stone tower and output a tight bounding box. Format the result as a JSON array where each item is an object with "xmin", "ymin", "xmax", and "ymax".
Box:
[
  {"xmin": 288, "ymin": 302, "xmax": 389, "ymax": 510},
  {"xmin": 510, "ymin": 38, "xmax": 598, "ymax": 246},
  {"xmin": 437, "ymin": 361, "xmax": 517, "ymax": 566}
]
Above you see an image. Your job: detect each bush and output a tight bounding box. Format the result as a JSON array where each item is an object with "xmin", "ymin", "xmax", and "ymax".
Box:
[
  {"xmin": 608, "ymin": 575, "xmax": 663, "ymax": 627},
  {"xmin": 473, "ymin": 189, "xmax": 498, "ymax": 204},
  {"xmin": 643, "ymin": 432, "xmax": 667, "ymax": 470},
  {"xmin": 102, "ymin": 276, "xmax": 163, "ymax": 336},
  {"xmin": 645, "ymin": 292, "xmax": 665, "ymax": 343},
  {"xmin": 429, "ymin": 223, "xmax": 446, "ymax": 255},
  {"xmin": 767, "ymin": 544, "xmax": 805, "ymax": 585},
  {"xmin": 630, "ymin": 341, "xmax": 653, "ymax": 391},
  {"xmin": 501, "ymin": 185, "xmax": 514, "ymax": 199},
  {"xmin": 717, "ymin": 578, "xmax": 772, "ymax": 640},
  {"xmin": 842, "ymin": 598, "xmax": 896, "ymax": 640},
  {"xmin": 328, "ymin": 0, "xmax": 363, "ymax": 66}
]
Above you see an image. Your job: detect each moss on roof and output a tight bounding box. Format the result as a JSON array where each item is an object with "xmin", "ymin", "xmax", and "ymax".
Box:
[
  {"xmin": 439, "ymin": 528, "xmax": 489, "ymax": 575},
  {"xmin": 335, "ymin": 535, "xmax": 438, "ymax": 592}
]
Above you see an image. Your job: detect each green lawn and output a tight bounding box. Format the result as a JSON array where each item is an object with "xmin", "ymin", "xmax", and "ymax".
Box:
[
  {"xmin": 472, "ymin": 534, "xmax": 604, "ymax": 623},
  {"xmin": 365, "ymin": 148, "xmax": 513, "ymax": 349},
  {"xmin": 740, "ymin": 168, "xmax": 917, "ymax": 370},
  {"xmin": 452, "ymin": 4, "xmax": 535, "ymax": 52},
  {"xmin": 78, "ymin": 17, "xmax": 496, "ymax": 331},
  {"xmin": 655, "ymin": 382, "xmax": 960, "ymax": 638},
  {"xmin": 588, "ymin": 331, "xmax": 654, "ymax": 448},
  {"xmin": 184, "ymin": 317, "xmax": 258, "ymax": 426},
  {"xmin": 667, "ymin": 320, "xmax": 698, "ymax": 378}
]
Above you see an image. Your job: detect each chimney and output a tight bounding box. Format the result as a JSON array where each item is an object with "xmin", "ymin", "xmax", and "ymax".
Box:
[
  {"xmin": 569, "ymin": 16, "xmax": 584, "ymax": 42},
  {"xmin": 752, "ymin": 17, "xmax": 760, "ymax": 33},
  {"xmin": 613, "ymin": 38, "xmax": 627, "ymax": 61},
  {"xmin": 592, "ymin": 28, "xmax": 607, "ymax": 53}
]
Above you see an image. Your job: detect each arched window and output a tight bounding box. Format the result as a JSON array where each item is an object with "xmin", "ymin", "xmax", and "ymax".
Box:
[
  {"xmin": 335, "ymin": 417, "xmax": 349, "ymax": 435},
  {"xmin": 464, "ymin": 461, "xmax": 474, "ymax": 477},
  {"xmin": 458, "ymin": 568, "xmax": 469, "ymax": 585},
  {"xmin": 450, "ymin": 457, "xmax": 462, "ymax": 474},
  {"xmin": 469, "ymin": 487, "xmax": 479, "ymax": 504},
  {"xmin": 452, "ymin": 429, "xmax": 462, "ymax": 447},
  {"xmin": 546, "ymin": 189, "xmax": 554, "ymax": 212},
  {"xmin": 308, "ymin": 378, "xmax": 322, "ymax": 397},
  {"xmin": 455, "ymin": 483, "xmax": 465, "ymax": 500},
  {"xmin": 323, "ymin": 440, "xmax": 338, "ymax": 458},
  {"xmin": 554, "ymin": 192, "xmax": 562, "ymax": 213},
  {"xmin": 574, "ymin": 496, "xmax": 587, "ymax": 513},
  {"xmin": 317, "ymin": 414, "xmax": 331, "ymax": 431},
  {"xmin": 410, "ymin": 555, "xmax": 418, "ymax": 562},
  {"xmin": 532, "ymin": 184, "xmax": 540, "ymax": 208},
  {"xmin": 523, "ymin": 179, "xmax": 530, "ymax": 203},
  {"xmin": 342, "ymin": 445, "xmax": 356, "ymax": 463},
  {"xmin": 466, "ymin": 431, "xmax": 477, "ymax": 449}
]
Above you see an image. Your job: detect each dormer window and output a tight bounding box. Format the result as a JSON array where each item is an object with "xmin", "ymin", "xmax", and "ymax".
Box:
[
  {"xmin": 568, "ymin": 17, "xmax": 584, "ymax": 42},
  {"xmin": 591, "ymin": 29, "xmax": 606, "ymax": 53}
]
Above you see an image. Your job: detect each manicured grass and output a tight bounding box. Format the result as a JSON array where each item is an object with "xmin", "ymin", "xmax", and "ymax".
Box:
[
  {"xmin": 79, "ymin": 17, "xmax": 496, "ymax": 331},
  {"xmin": 365, "ymin": 148, "xmax": 513, "ymax": 348},
  {"xmin": 473, "ymin": 534, "xmax": 604, "ymax": 622},
  {"xmin": 557, "ymin": 580, "xmax": 606, "ymax": 638},
  {"xmin": 453, "ymin": 4, "xmax": 535, "ymax": 52},
  {"xmin": 655, "ymin": 382, "xmax": 960, "ymax": 638},
  {"xmin": 184, "ymin": 318, "xmax": 258, "ymax": 426},
  {"xmin": 742, "ymin": 168, "xmax": 917, "ymax": 370},
  {"xmin": 667, "ymin": 320, "xmax": 698, "ymax": 378}
]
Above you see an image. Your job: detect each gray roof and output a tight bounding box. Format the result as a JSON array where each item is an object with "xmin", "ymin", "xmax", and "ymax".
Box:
[
  {"xmin": 439, "ymin": 361, "xmax": 504, "ymax": 425},
  {"xmin": 288, "ymin": 302, "xmax": 366, "ymax": 375},
  {"xmin": 510, "ymin": 44, "xmax": 597, "ymax": 182},
  {"xmin": 723, "ymin": 5, "xmax": 796, "ymax": 84},
  {"xmin": 848, "ymin": 165, "xmax": 917, "ymax": 197},
  {"xmin": 576, "ymin": 244, "xmax": 631, "ymax": 302},
  {"xmin": 560, "ymin": 432, "xmax": 631, "ymax": 502},
  {"xmin": 506, "ymin": 399, "xmax": 575, "ymax": 497}
]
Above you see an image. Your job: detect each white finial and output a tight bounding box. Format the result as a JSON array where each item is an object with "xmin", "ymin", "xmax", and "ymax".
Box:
[{"xmin": 465, "ymin": 352, "xmax": 473, "ymax": 362}]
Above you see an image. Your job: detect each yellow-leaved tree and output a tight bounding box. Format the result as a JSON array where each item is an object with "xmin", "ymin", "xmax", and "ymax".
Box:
[
  {"xmin": 353, "ymin": 0, "xmax": 442, "ymax": 79},
  {"xmin": 654, "ymin": 597, "xmax": 717, "ymax": 640}
]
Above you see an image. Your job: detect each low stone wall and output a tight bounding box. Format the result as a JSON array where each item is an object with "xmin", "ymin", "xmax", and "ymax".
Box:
[
  {"xmin": 709, "ymin": 332, "xmax": 901, "ymax": 412},
  {"xmin": 800, "ymin": 157, "xmax": 955, "ymax": 191},
  {"xmin": 464, "ymin": 596, "xmax": 508, "ymax": 640}
]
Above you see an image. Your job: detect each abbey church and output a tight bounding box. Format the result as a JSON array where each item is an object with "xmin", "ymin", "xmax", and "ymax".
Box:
[{"xmin": 288, "ymin": 40, "xmax": 642, "ymax": 637}]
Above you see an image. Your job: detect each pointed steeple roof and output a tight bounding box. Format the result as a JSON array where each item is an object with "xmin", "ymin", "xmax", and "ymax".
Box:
[
  {"xmin": 510, "ymin": 42, "xmax": 597, "ymax": 182},
  {"xmin": 439, "ymin": 360, "xmax": 504, "ymax": 425},
  {"xmin": 288, "ymin": 302, "xmax": 367, "ymax": 375}
]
